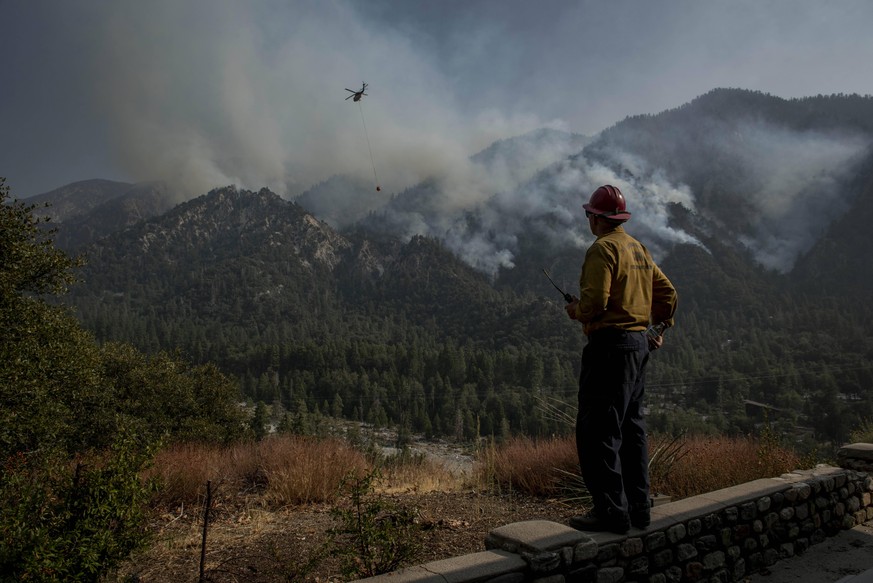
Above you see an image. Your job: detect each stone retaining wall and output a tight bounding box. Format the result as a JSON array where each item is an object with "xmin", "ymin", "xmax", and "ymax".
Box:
[
  {"xmin": 355, "ymin": 444, "xmax": 873, "ymax": 583},
  {"xmin": 838, "ymin": 443, "xmax": 873, "ymax": 473}
]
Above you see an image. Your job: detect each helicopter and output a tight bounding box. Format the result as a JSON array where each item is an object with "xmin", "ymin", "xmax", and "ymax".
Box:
[
  {"xmin": 345, "ymin": 82, "xmax": 368, "ymax": 102},
  {"xmin": 344, "ymin": 81, "xmax": 381, "ymax": 191}
]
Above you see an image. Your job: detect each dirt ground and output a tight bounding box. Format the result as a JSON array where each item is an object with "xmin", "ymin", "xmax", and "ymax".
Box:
[
  {"xmin": 112, "ymin": 492, "xmax": 873, "ymax": 583},
  {"xmin": 112, "ymin": 490, "xmax": 579, "ymax": 583}
]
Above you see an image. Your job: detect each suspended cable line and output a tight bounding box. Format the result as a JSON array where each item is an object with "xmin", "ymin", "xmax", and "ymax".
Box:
[{"xmin": 357, "ymin": 101, "xmax": 380, "ymax": 192}]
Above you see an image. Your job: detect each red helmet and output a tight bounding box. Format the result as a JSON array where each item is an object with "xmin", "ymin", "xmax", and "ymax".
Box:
[{"xmin": 583, "ymin": 184, "xmax": 631, "ymax": 221}]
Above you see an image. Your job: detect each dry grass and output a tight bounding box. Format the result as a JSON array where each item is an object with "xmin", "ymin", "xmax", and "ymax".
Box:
[
  {"xmin": 377, "ymin": 453, "xmax": 468, "ymax": 494},
  {"xmin": 151, "ymin": 432, "xmax": 806, "ymax": 511},
  {"xmin": 651, "ymin": 433, "xmax": 803, "ymax": 499},
  {"xmin": 115, "ymin": 432, "xmax": 810, "ymax": 582},
  {"xmin": 125, "ymin": 437, "xmax": 474, "ymax": 581},
  {"xmin": 480, "ymin": 432, "xmax": 807, "ymax": 502},
  {"xmin": 149, "ymin": 435, "xmax": 372, "ymax": 508},
  {"xmin": 258, "ymin": 436, "xmax": 371, "ymax": 505},
  {"xmin": 850, "ymin": 418, "xmax": 873, "ymax": 444},
  {"xmin": 478, "ymin": 436, "xmax": 578, "ymax": 498}
]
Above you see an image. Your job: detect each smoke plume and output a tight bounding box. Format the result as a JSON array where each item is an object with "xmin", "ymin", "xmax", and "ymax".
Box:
[{"xmin": 4, "ymin": 1, "xmax": 871, "ymax": 275}]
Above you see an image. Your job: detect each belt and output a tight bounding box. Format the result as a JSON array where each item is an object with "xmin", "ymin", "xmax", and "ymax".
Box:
[{"xmin": 587, "ymin": 327, "xmax": 646, "ymax": 342}]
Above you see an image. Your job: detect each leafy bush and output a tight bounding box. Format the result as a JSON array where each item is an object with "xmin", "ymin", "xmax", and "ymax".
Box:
[
  {"xmin": 0, "ymin": 435, "xmax": 155, "ymax": 582},
  {"xmin": 99, "ymin": 342, "xmax": 247, "ymax": 445},
  {"xmin": 0, "ymin": 178, "xmax": 110, "ymax": 459},
  {"xmin": 0, "ymin": 177, "xmax": 249, "ymax": 580},
  {"xmin": 2, "ymin": 177, "xmax": 247, "ymax": 459},
  {"xmin": 328, "ymin": 470, "xmax": 423, "ymax": 579}
]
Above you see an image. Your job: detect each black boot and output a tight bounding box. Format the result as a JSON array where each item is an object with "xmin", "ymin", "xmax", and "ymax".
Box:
[
  {"xmin": 569, "ymin": 510, "xmax": 630, "ymax": 535},
  {"xmin": 629, "ymin": 501, "xmax": 651, "ymax": 529}
]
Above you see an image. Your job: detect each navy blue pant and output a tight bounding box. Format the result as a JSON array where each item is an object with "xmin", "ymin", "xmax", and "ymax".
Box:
[{"xmin": 576, "ymin": 328, "xmax": 650, "ymax": 521}]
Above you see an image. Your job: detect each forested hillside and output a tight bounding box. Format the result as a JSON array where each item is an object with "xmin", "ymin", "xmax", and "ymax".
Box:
[
  {"xmin": 50, "ymin": 90, "xmax": 873, "ymax": 448},
  {"xmin": 66, "ymin": 186, "xmax": 583, "ymax": 440}
]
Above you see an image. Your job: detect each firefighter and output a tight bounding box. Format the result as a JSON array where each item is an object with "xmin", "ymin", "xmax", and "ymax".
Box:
[{"xmin": 565, "ymin": 184, "xmax": 678, "ymax": 534}]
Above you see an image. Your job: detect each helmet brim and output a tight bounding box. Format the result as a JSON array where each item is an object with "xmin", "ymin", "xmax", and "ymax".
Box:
[{"xmin": 583, "ymin": 203, "xmax": 631, "ymax": 221}]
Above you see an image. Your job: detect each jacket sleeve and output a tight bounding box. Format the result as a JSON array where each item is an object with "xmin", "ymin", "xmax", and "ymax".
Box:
[
  {"xmin": 575, "ymin": 243, "xmax": 613, "ymax": 323},
  {"xmin": 651, "ymin": 264, "xmax": 678, "ymax": 327}
]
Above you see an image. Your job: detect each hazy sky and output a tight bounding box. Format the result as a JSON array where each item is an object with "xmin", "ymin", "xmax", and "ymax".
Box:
[{"xmin": 2, "ymin": 0, "xmax": 872, "ymax": 198}]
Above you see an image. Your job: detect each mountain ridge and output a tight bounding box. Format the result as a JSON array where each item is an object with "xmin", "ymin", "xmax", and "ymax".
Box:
[{"xmin": 32, "ymin": 88, "xmax": 873, "ymax": 442}]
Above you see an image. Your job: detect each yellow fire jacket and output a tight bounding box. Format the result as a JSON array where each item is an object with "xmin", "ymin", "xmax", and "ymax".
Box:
[{"xmin": 574, "ymin": 226, "xmax": 678, "ymax": 336}]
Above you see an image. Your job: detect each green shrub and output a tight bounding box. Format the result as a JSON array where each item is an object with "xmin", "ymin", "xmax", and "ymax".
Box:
[
  {"xmin": 328, "ymin": 470, "xmax": 423, "ymax": 579},
  {"xmin": 849, "ymin": 418, "xmax": 873, "ymax": 444},
  {"xmin": 0, "ymin": 435, "xmax": 155, "ymax": 582},
  {"xmin": 99, "ymin": 342, "xmax": 247, "ymax": 445}
]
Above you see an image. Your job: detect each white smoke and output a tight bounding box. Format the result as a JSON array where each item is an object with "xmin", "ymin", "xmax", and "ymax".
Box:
[
  {"xmin": 6, "ymin": 2, "xmax": 869, "ymax": 276},
  {"xmin": 67, "ymin": 0, "xmax": 552, "ymax": 201},
  {"xmin": 730, "ymin": 123, "xmax": 870, "ymax": 271},
  {"xmin": 375, "ymin": 145, "xmax": 705, "ymax": 276},
  {"xmin": 369, "ymin": 117, "xmax": 870, "ymax": 277}
]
